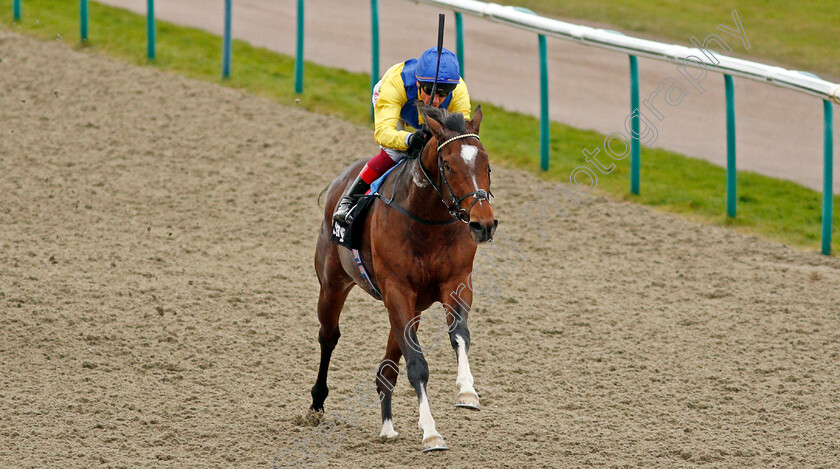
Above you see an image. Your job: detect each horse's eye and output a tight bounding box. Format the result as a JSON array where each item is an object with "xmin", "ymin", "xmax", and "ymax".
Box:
[{"xmin": 443, "ymin": 162, "xmax": 451, "ymax": 172}]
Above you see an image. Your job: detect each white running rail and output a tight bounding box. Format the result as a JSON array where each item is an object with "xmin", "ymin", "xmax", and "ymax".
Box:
[{"xmin": 414, "ymin": 0, "xmax": 840, "ymax": 103}]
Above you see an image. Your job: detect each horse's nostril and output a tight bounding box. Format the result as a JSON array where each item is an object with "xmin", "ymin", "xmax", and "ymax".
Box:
[{"xmin": 469, "ymin": 222, "xmax": 483, "ymax": 233}]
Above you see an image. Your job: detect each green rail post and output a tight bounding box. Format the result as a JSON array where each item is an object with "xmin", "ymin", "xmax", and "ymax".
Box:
[
  {"xmin": 822, "ymin": 100, "xmax": 834, "ymax": 255},
  {"xmin": 295, "ymin": 0, "xmax": 304, "ymax": 93},
  {"xmin": 370, "ymin": 0, "xmax": 379, "ymax": 120},
  {"xmin": 455, "ymin": 12, "xmax": 465, "ymax": 78},
  {"xmin": 80, "ymin": 0, "xmax": 88, "ymax": 43},
  {"xmin": 513, "ymin": 8, "xmax": 548, "ymax": 170},
  {"xmin": 222, "ymin": 0, "xmax": 231, "ymax": 79},
  {"xmin": 538, "ymin": 34, "xmax": 549, "ymax": 171},
  {"xmin": 725, "ymin": 74, "xmax": 736, "ymax": 218},
  {"xmin": 13, "ymin": 0, "xmax": 20, "ymax": 21},
  {"xmin": 147, "ymin": 0, "xmax": 155, "ymax": 60},
  {"xmin": 629, "ymin": 55, "xmax": 640, "ymax": 195}
]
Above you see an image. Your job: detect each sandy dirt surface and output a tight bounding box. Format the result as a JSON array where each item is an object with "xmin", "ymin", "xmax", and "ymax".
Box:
[
  {"xmin": 95, "ymin": 0, "xmax": 840, "ymax": 192},
  {"xmin": 2, "ymin": 30, "xmax": 840, "ymax": 468}
]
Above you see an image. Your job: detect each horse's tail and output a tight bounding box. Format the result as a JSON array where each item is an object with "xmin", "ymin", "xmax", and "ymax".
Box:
[{"xmin": 317, "ymin": 183, "xmax": 330, "ymax": 210}]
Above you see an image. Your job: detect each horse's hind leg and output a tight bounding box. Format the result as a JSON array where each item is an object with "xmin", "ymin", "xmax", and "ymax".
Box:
[
  {"xmin": 375, "ymin": 330, "xmax": 402, "ymax": 438},
  {"xmin": 310, "ymin": 268, "xmax": 353, "ymax": 412}
]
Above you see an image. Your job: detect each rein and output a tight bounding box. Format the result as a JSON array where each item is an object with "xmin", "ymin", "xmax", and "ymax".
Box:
[
  {"xmin": 378, "ymin": 131, "xmax": 491, "ymax": 225},
  {"xmin": 377, "ymin": 156, "xmax": 459, "ymax": 226}
]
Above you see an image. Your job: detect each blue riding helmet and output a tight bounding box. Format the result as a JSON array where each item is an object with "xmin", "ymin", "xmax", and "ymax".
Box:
[{"xmin": 414, "ymin": 47, "xmax": 461, "ymax": 85}]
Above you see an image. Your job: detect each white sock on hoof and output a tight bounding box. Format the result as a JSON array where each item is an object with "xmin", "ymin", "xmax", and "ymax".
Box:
[
  {"xmin": 417, "ymin": 387, "xmax": 442, "ymax": 443},
  {"xmin": 380, "ymin": 419, "xmax": 398, "ymax": 438},
  {"xmin": 455, "ymin": 335, "xmax": 478, "ymax": 398}
]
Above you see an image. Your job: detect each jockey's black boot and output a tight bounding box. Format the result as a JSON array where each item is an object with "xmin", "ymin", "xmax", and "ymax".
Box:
[{"xmin": 333, "ymin": 175, "xmax": 370, "ymax": 225}]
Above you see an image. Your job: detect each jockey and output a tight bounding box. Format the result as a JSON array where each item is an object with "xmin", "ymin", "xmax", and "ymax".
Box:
[{"xmin": 333, "ymin": 46, "xmax": 471, "ymax": 225}]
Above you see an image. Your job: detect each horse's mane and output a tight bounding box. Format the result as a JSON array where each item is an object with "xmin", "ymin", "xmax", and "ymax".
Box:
[
  {"xmin": 419, "ymin": 103, "xmax": 467, "ymax": 134},
  {"xmin": 380, "ymin": 104, "xmax": 470, "ymax": 195}
]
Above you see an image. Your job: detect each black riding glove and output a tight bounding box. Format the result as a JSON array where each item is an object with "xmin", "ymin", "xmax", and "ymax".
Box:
[{"xmin": 406, "ymin": 128, "xmax": 431, "ymax": 158}]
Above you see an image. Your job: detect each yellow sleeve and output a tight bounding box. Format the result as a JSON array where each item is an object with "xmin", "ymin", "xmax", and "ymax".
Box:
[
  {"xmin": 446, "ymin": 78, "xmax": 471, "ymax": 121},
  {"xmin": 373, "ymin": 63, "xmax": 411, "ymax": 151}
]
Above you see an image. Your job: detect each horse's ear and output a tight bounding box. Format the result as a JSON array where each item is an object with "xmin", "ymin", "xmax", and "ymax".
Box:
[
  {"xmin": 425, "ymin": 114, "xmax": 445, "ymax": 139},
  {"xmin": 468, "ymin": 105, "xmax": 483, "ymax": 134}
]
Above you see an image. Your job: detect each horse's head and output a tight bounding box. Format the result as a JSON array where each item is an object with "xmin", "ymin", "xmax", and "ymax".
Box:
[{"xmin": 422, "ymin": 105, "xmax": 498, "ymax": 243}]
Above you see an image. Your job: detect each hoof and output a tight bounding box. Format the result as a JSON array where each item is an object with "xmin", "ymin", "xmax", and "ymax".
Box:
[
  {"xmin": 293, "ymin": 408, "xmax": 326, "ymax": 427},
  {"xmin": 380, "ymin": 430, "xmax": 399, "ymax": 439},
  {"xmin": 380, "ymin": 419, "xmax": 398, "ymax": 439},
  {"xmin": 455, "ymin": 391, "xmax": 481, "ymax": 410},
  {"xmin": 421, "ymin": 435, "xmax": 449, "ymax": 452}
]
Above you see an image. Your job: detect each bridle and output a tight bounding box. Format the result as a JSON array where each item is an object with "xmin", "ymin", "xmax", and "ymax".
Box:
[{"xmin": 415, "ymin": 132, "xmax": 493, "ymax": 224}]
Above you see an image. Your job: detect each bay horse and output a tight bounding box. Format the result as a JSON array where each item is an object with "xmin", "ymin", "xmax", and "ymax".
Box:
[{"xmin": 311, "ymin": 105, "xmax": 496, "ymax": 451}]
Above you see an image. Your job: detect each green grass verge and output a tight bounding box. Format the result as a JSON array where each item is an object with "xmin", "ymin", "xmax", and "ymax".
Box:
[
  {"xmin": 514, "ymin": 0, "xmax": 840, "ymax": 81},
  {"xmin": 2, "ymin": 0, "xmax": 837, "ymax": 255}
]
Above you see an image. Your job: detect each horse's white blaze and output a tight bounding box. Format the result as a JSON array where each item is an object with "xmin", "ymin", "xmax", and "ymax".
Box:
[
  {"xmin": 460, "ymin": 145, "xmax": 481, "ymax": 192},
  {"xmin": 455, "ymin": 335, "xmax": 477, "ymax": 396},
  {"xmin": 380, "ymin": 419, "xmax": 398, "ymax": 439},
  {"xmin": 417, "ymin": 387, "xmax": 440, "ymax": 441},
  {"xmin": 461, "ymin": 144, "xmax": 478, "ymax": 166}
]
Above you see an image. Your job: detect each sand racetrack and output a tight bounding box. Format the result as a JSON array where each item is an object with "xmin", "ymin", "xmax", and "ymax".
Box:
[{"xmin": 2, "ymin": 30, "xmax": 840, "ymax": 468}]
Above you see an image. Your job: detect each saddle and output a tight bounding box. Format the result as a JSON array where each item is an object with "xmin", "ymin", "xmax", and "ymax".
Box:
[
  {"xmin": 330, "ymin": 195, "xmax": 376, "ymax": 249},
  {"xmin": 330, "ymin": 159, "xmax": 404, "ymax": 249}
]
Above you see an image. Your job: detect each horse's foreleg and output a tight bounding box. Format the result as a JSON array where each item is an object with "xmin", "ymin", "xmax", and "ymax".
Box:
[
  {"xmin": 388, "ymin": 293, "xmax": 448, "ymax": 452},
  {"xmin": 375, "ymin": 330, "xmax": 402, "ymax": 438},
  {"xmin": 444, "ymin": 290, "xmax": 480, "ymax": 410},
  {"xmin": 310, "ymin": 281, "xmax": 352, "ymax": 412},
  {"xmin": 404, "ymin": 324, "xmax": 448, "ymax": 451}
]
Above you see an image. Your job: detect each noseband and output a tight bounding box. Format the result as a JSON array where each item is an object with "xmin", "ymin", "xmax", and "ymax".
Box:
[{"xmin": 416, "ymin": 133, "xmax": 493, "ymax": 224}]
